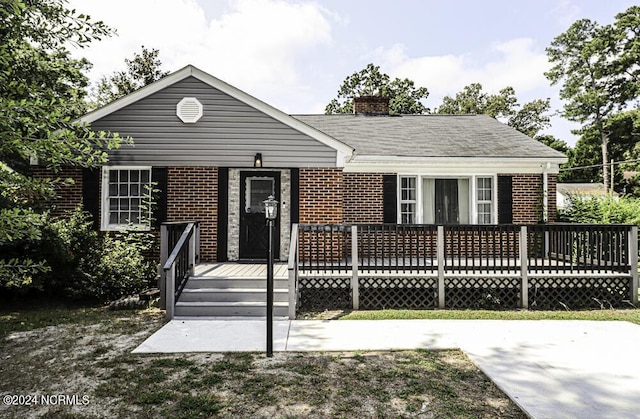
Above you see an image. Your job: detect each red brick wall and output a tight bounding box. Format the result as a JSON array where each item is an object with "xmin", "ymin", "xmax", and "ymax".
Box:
[
  {"xmin": 167, "ymin": 167, "xmax": 218, "ymax": 262},
  {"xmin": 510, "ymin": 174, "xmax": 543, "ymax": 224},
  {"xmin": 30, "ymin": 167, "xmax": 83, "ymax": 217},
  {"xmin": 299, "ymin": 168, "xmax": 343, "ymax": 224},
  {"xmin": 548, "ymin": 173, "xmax": 558, "ymax": 223},
  {"xmin": 343, "ymin": 173, "xmax": 385, "ymax": 223}
]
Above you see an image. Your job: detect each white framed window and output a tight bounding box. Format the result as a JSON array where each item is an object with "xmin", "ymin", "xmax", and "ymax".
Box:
[
  {"xmin": 476, "ymin": 177, "xmax": 493, "ymax": 224},
  {"xmin": 101, "ymin": 166, "xmax": 152, "ymax": 230},
  {"xmin": 397, "ymin": 175, "xmax": 496, "ymax": 225},
  {"xmin": 399, "ymin": 176, "xmax": 417, "ymax": 224}
]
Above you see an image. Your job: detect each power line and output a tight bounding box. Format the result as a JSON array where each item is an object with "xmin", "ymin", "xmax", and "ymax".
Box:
[{"xmin": 559, "ymin": 158, "xmax": 640, "ymax": 172}]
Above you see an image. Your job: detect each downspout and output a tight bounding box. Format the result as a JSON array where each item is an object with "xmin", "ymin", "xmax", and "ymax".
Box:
[{"xmin": 542, "ymin": 162, "xmax": 549, "ymax": 223}]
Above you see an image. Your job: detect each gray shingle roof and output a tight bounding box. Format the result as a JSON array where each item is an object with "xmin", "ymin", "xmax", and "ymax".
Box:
[{"xmin": 293, "ymin": 114, "xmax": 566, "ymax": 159}]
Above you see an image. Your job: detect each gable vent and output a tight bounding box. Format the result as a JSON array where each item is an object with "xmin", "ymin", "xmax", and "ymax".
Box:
[{"xmin": 177, "ymin": 97, "xmax": 203, "ymax": 123}]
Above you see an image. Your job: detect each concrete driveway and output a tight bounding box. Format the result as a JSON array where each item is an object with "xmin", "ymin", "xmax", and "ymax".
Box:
[{"xmin": 134, "ymin": 319, "xmax": 640, "ymax": 418}]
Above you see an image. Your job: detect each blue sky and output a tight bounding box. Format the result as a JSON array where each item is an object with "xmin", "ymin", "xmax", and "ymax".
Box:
[{"xmin": 69, "ymin": 0, "xmax": 636, "ymax": 146}]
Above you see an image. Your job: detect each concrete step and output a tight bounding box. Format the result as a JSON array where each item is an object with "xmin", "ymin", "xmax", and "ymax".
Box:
[
  {"xmin": 179, "ymin": 288, "xmax": 289, "ymax": 303},
  {"xmin": 185, "ymin": 278, "xmax": 288, "ymax": 290},
  {"xmin": 174, "ymin": 301, "xmax": 289, "ymax": 317}
]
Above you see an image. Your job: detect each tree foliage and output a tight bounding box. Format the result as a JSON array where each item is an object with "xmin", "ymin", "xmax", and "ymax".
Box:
[
  {"xmin": 92, "ymin": 46, "xmax": 168, "ymax": 108},
  {"xmin": 435, "ymin": 83, "xmax": 553, "ymax": 139},
  {"xmin": 0, "ymin": 0, "xmax": 123, "ymax": 287},
  {"xmin": 325, "ymin": 63, "xmax": 429, "ymax": 115},
  {"xmin": 436, "ymin": 83, "xmax": 517, "ymax": 119},
  {"xmin": 546, "ymin": 6, "xmax": 640, "ymax": 190}
]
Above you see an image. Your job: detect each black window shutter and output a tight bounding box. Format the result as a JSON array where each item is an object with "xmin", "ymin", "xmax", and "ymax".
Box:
[
  {"xmin": 82, "ymin": 168, "xmax": 101, "ymax": 230},
  {"xmin": 382, "ymin": 174, "xmax": 397, "ymax": 223},
  {"xmin": 290, "ymin": 168, "xmax": 299, "ymax": 224},
  {"xmin": 217, "ymin": 168, "xmax": 229, "ymax": 262},
  {"xmin": 152, "ymin": 168, "xmax": 168, "ymax": 229},
  {"xmin": 498, "ymin": 175, "xmax": 513, "ymax": 224}
]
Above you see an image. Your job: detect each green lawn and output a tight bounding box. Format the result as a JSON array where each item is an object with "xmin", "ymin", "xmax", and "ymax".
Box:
[{"xmin": 338, "ymin": 308, "xmax": 640, "ymax": 323}]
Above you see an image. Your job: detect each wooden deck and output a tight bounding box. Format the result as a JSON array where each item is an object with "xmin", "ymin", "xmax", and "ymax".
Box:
[{"xmin": 193, "ymin": 262, "xmax": 288, "ymax": 279}]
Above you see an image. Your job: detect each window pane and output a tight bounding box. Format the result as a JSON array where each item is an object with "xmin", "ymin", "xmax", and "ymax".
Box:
[
  {"xmin": 106, "ymin": 168, "xmax": 151, "ymax": 227},
  {"xmin": 401, "ymin": 177, "xmax": 416, "ymax": 201},
  {"xmin": 401, "ymin": 203, "xmax": 415, "ymax": 224},
  {"xmin": 477, "ymin": 177, "xmax": 492, "ymax": 201}
]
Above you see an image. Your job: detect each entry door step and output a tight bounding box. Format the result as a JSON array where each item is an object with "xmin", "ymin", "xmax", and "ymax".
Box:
[
  {"xmin": 179, "ymin": 288, "xmax": 289, "ymax": 303},
  {"xmin": 174, "ymin": 301, "xmax": 289, "ymax": 317},
  {"xmin": 185, "ymin": 278, "xmax": 289, "ymax": 289}
]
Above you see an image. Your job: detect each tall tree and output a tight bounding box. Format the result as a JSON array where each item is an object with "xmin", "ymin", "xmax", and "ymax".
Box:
[
  {"xmin": 435, "ymin": 83, "xmax": 552, "ymax": 138},
  {"xmin": 92, "ymin": 46, "xmax": 168, "ymax": 107},
  {"xmin": 508, "ymin": 98, "xmax": 552, "ymax": 138},
  {"xmin": 325, "ymin": 63, "xmax": 429, "ymax": 115},
  {"xmin": 546, "ymin": 18, "xmax": 617, "ymax": 191},
  {"xmin": 608, "ymin": 6, "xmax": 640, "ymax": 107},
  {"xmin": 436, "ymin": 83, "xmax": 517, "ymax": 119},
  {"xmin": 0, "ymin": 0, "xmax": 122, "ymax": 286}
]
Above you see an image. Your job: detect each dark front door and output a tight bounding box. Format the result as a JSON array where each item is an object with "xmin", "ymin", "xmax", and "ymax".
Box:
[{"xmin": 240, "ymin": 171, "xmax": 280, "ymax": 260}]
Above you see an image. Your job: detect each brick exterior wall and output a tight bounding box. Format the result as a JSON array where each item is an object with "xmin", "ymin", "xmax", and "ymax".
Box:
[
  {"xmin": 547, "ymin": 173, "xmax": 558, "ymax": 223},
  {"xmin": 343, "ymin": 173, "xmax": 385, "ymax": 223},
  {"xmin": 299, "ymin": 168, "xmax": 343, "ymax": 224},
  {"xmin": 30, "ymin": 167, "xmax": 84, "ymax": 217},
  {"xmin": 510, "ymin": 174, "xmax": 543, "ymax": 224},
  {"xmin": 167, "ymin": 167, "xmax": 218, "ymax": 262}
]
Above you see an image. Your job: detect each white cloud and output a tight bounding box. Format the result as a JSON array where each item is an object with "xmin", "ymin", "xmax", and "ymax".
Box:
[
  {"xmin": 68, "ymin": 0, "xmax": 333, "ymax": 97},
  {"xmin": 372, "ymin": 38, "xmax": 552, "ymax": 108}
]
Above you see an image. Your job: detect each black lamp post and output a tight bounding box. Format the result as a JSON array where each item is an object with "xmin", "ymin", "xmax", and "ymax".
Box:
[{"xmin": 263, "ymin": 195, "xmax": 278, "ymax": 357}]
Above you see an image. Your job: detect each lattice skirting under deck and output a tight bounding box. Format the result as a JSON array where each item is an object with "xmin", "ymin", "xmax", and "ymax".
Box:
[
  {"xmin": 444, "ymin": 276, "xmax": 521, "ymax": 309},
  {"xmin": 359, "ymin": 277, "xmax": 437, "ymax": 309},
  {"xmin": 299, "ymin": 277, "xmax": 351, "ymax": 310},
  {"xmin": 297, "ymin": 274, "xmax": 634, "ymax": 312},
  {"xmin": 528, "ymin": 276, "xmax": 632, "ymax": 310}
]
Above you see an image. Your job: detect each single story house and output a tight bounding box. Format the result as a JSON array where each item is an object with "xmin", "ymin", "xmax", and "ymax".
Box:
[{"xmin": 35, "ymin": 65, "xmax": 567, "ymax": 263}]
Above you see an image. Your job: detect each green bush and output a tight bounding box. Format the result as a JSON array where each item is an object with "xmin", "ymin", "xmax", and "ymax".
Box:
[
  {"xmin": 3, "ymin": 206, "xmax": 157, "ymax": 303},
  {"xmin": 558, "ymin": 195, "xmax": 640, "ymax": 227},
  {"xmin": 93, "ymin": 229, "xmax": 157, "ymax": 302}
]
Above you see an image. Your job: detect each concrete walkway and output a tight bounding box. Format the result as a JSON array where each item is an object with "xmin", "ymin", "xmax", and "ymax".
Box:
[{"xmin": 134, "ymin": 319, "xmax": 640, "ymax": 419}]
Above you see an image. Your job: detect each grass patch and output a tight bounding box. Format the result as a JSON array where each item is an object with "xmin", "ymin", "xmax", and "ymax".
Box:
[{"xmin": 336, "ymin": 308, "xmax": 640, "ymax": 323}]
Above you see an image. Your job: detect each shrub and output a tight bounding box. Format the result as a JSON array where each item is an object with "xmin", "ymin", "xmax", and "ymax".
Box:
[
  {"xmin": 3, "ymin": 206, "xmax": 157, "ymax": 303},
  {"xmin": 558, "ymin": 195, "xmax": 640, "ymax": 227},
  {"xmin": 92, "ymin": 230, "xmax": 157, "ymax": 302}
]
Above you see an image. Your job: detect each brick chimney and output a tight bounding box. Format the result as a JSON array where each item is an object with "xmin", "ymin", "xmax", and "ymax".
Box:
[{"xmin": 353, "ymin": 96, "xmax": 390, "ymax": 115}]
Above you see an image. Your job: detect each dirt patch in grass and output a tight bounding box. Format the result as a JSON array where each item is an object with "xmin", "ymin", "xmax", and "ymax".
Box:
[{"xmin": 0, "ymin": 307, "xmax": 525, "ymax": 418}]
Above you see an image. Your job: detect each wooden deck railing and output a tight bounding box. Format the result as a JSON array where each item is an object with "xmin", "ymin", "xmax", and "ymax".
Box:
[
  {"xmin": 288, "ymin": 223, "xmax": 639, "ymax": 317},
  {"xmin": 160, "ymin": 221, "xmax": 200, "ymax": 319}
]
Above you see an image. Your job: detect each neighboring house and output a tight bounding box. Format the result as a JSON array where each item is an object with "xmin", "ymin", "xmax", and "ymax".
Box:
[
  {"xmin": 556, "ymin": 183, "xmax": 614, "ymax": 210},
  {"xmin": 33, "ymin": 65, "xmax": 567, "ymax": 262}
]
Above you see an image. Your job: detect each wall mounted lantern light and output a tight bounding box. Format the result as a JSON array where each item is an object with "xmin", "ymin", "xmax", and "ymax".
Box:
[{"xmin": 254, "ymin": 153, "xmax": 263, "ymax": 168}]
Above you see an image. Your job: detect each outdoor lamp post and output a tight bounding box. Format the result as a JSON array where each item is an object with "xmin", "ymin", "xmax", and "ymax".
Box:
[{"xmin": 263, "ymin": 195, "xmax": 278, "ymax": 357}]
